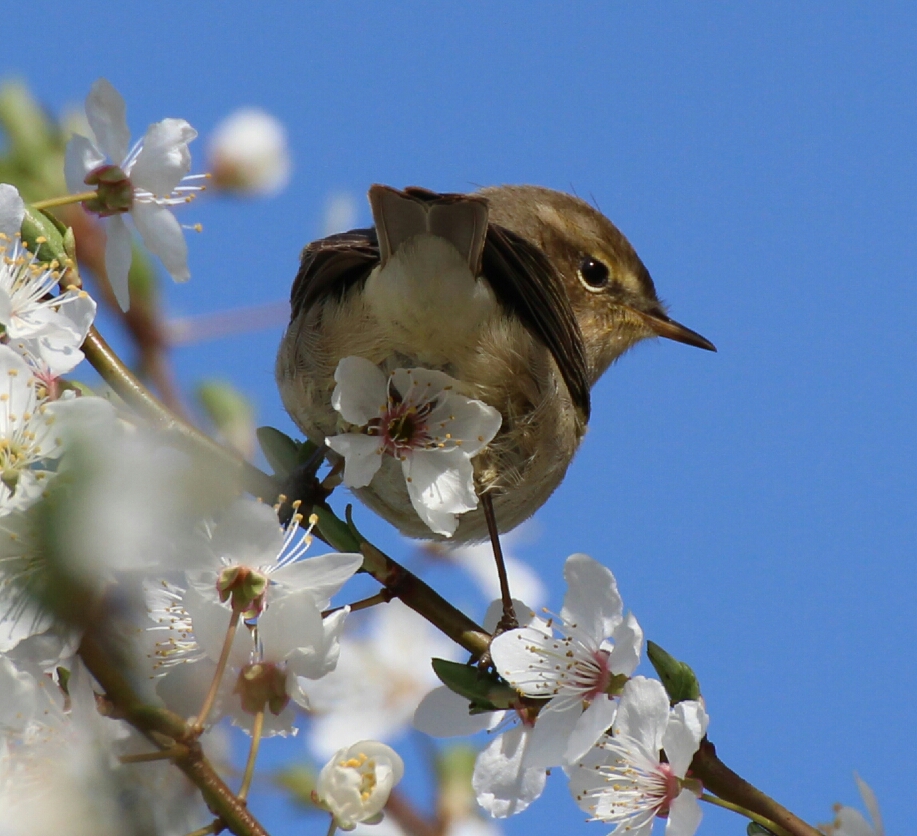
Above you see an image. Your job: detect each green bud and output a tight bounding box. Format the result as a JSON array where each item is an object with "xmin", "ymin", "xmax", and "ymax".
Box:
[
  {"xmin": 198, "ymin": 381, "xmax": 255, "ymax": 457},
  {"xmin": 274, "ymin": 765, "xmax": 318, "ymax": 806},
  {"xmin": 747, "ymin": 824, "xmax": 778, "ymax": 836},
  {"xmin": 647, "ymin": 641, "xmax": 702, "ymax": 703},
  {"xmin": 431, "ymin": 658, "xmax": 520, "ymax": 712},
  {"xmin": 20, "ymin": 206, "xmax": 67, "ymax": 266},
  {"xmin": 257, "ymin": 426, "xmax": 301, "ymax": 480}
]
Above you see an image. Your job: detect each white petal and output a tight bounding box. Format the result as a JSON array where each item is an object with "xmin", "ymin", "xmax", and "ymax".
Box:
[
  {"xmin": 326, "ymin": 433, "xmax": 383, "ymax": 488},
  {"xmin": 130, "ymin": 118, "xmax": 196, "ymax": 194},
  {"xmin": 103, "ymin": 215, "xmax": 133, "ymax": 310},
  {"xmin": 390, "ymin": 366, "xmax": 456, "ymax": 404},
  {"xmin": 832, "ymin": 807, "xmax": 878, "ymax": 836},
  {"xmin": 131, "ymin": 201, "xmax": 189, "ymax": 282},
  {"xmin": 563, "ymin": 695, "xmax": 618, "ymax": 766},
  {"xmin": 428, "ymin": 396, "xmax": 502, "ymax": 456},
  {"xmin": 522, "ymin": 699, "xmax": 581, "ymax": 769},
  {"xmin": 560, "ymin": 553, "xmax": 624, "ymax": 642},
  {"xmin": 0, "ymin": 291, "xmax": 12, "ymax": 330},
  {"xmin": 211, "ymin": 498, "xmax": 284, "ymax": 567},
  {"xmin": 613, "ymin": 676, "xmax": 670, "ymax": 753},
  {"xmin": 489, "ymin": 625, "xmax": 555, "ymax": 695},
  {"xmin": 331, "ymin": 356, "xmax": 388, "ymax": 425},
  {"xmin": 64, "ymin": 134, "xmax": 105, "ymax": 194},
  {"xmin": 86, "ymin": 78, "xmax": 130, "ymax": 163},
  {"xmin": 0, "ymin": 183, "xmax": 25, "ymax": 237},
  {"xmin": 665, "ymin": 789, "xmax": 703, "ymax": 836},
  {"xmin": 472, "ymin": 725, "xmax": 547, "ymax": 818},
  {"xmin": 605, "ymin": 611, "xmax": 644, "ymax": 677},
  {"xmin": 404, "ymin": 448, "xmax": 477, "ymax": 514},
  {"xmin": 662, "ymin": 699, "xmax": 708, "ymax": 778},
  {"xmin": 272, "ymin": 551, "xmax": 363, "ymax": 603},
  {"xmin": 854, "ymin": 773, "xmax": 884, "ymax": 835},
  {"xmin": 258, "ymin": 589, "xmax": 326, "ymax": 665},
  {"xmin": 413, "ymin": 686, "xmax": 497, "ymax": 737}
]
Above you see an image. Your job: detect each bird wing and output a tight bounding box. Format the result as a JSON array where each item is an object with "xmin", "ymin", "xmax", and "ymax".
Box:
[{"xmin": 288, "ymin": 186, "xmax": 591, "ymax": 420}]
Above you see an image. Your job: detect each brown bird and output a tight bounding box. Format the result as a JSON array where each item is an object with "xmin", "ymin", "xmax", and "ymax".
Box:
[{"xmin": 277, "ymin": 184, "xmax": 714, "ymax": 547}]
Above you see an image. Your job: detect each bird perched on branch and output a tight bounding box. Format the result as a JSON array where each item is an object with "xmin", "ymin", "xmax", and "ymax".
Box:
[{"xmin": 277, "ymin": 184, "xmax": 714, "ymax": 547}]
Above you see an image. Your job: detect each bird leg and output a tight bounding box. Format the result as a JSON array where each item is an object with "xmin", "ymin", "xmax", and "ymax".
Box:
[{"xmin": 481, "ymin": 491, "xmax": 518, "ymax": 633}]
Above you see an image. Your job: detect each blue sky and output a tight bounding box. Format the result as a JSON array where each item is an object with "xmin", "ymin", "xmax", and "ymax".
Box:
[{"xmin": 3, "ymin": 3, "xmax": 914, "ymax": 834}]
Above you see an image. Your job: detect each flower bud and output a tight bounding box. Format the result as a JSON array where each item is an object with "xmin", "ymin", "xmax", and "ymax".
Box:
[
  {"xmin": 208, "ymin": 108, "xmax": 290, "ymax": 196},
  {"xmin": 313, "ymin": 740, "xmax": 404, "ymax": 830}
]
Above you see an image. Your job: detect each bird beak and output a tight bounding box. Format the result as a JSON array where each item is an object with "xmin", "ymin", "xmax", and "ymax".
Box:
[{"xmin": 629, "ymin": 307, "xmax": 717, "ymax": 352}]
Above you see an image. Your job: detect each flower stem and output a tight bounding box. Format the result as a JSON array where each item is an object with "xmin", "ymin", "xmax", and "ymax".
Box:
[
  {"xmin": 184, "ymin": 824, "xmax": 218, "ymax": 836},
  {"xmin": 195, "ymin": 609, "xmax": 241, "ymax": 730},
  {"xmin": 325, "ymin": 819, "xmax": 338, "ymax": 836},
  {"xmin": 120, "ymin": 747, "xmax": 188, "ymax": 764},
  {"xmin": 32, "ymin": 191, "xmax": 98, "ymax": 210},
  {"xmin": 237, "ymin": 711, "xmax": 264, "ymax": 802},
  {"xmin": 700, "ymin": 793, "xmax": 793, "ymax": 836}
]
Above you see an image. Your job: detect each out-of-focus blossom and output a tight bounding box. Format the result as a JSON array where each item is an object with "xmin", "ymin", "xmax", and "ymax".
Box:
[
  {"xmin": 490, "ymin": 554, "xmax": 642, "ymax": 769},
  {"xmin": 64, "ymin": 78, "xmax": 204, "ymax": 310},
  {"xmin": 322, "ymin": 191, "xmax": 359, "ymax": 236},
  {"xmin": 208, "ymin": 107, "xmax": 291, "ymax": 196},
  {"xmin": 314, "ymin": 740, "xmax": 405, "ymax": 830},
  {"xmin": 307, "ymin": 599, "xmax": 459, "ymax": 757},
  {"xmin": 821, "ymin": 774, "xmax": 884, "ymax": 836},
  {"xmin": 568, "ymin": 676, "xmax": 708, "ymax": 836},
  {"xmin": 326, "ymin": 357, "xmax": 502, "ymax": 537},
  {"xmin": 0, "ymin": 346, "xmax": 100, "ymax": 516}
]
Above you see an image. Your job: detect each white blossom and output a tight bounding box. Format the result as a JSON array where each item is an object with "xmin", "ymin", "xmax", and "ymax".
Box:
[
  {"xmin": 314, "ymin": 740, "xmax": 405, "ymax": 830},
  {"xmin": 569, "ymin": 677, "xmax": 708, "ymax": 836},
  {"xmin": 64, "ymin": 79, "xmax": 204, "ymax": 310},
  {"xmin": 490, "ymin": 553, "xmax": 642, "ymax": 769},
  {"xmin": 0, "ymin": 185, "xmax": 96, "ymax": 373},
  {"xmin": 208, "ymin": 107, "xmax": 291, "ymax": 196},
  {"xmin": 821, "ymin": 774, "xmax": 884, "ymax": 836},
  {"xmin": 326, "ymin": 357, "xmax": 502, "ymax": 537},
  {"xmin": 413, "ymin": 600, "xmax": 547, "ymax": 818},
  {"xmin": 184, "ymin": 497, "xmax": 363, "ymax": 613},
  {"xmin": 307, "ymin": 598, "xmax": 459, "ymax": 757}
]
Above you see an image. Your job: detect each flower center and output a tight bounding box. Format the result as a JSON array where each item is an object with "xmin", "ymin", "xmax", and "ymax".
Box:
[
  {"xmin": 371, "ymin": 396, "xmax": 435, "ymax": 458},
  {"xmin": 654, "ymin": 762, "xmax": 681, "ymax": 817}
]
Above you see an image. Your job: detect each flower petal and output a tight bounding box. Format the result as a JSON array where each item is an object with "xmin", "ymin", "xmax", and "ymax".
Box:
[
  {"xmin": 522, "ymin": 699, "xmax": 581, "ymax": 769},
  {"xmin": 472, "ymin": 725, "xmax": 546, "ymax": 818},
  {"xmin": 103, "ymin": 215, "xmax": 133, "ymax": 310},
  {"xmin": 662, "ymin": 699, "xmax": 708, "ymax": 778},
  {"xmin": 404, "ymin": 448, "xmax": 477, "ymax": 514},
  {"xmin": 613, "ymin": 676, "xmax": 670, "ymax": 753},
  {"xmin": 326, "ymin": 432, "xmax": 383, "ymax": 488},
  {"xmin": 564, "ymin": 695, "xmax": 619, "ymax": 766},
  {"xmin": 64, "ymin": 134, "xmax": 105, "ymax": 194},
  {"xmin": 273, "ymin": 552, "xmax": 364, "ymax": 607},
  {"xmin": 131, "ymin": 201, "xmax": 189, "ymax": 282},
  {"xmin": 428, "ymin": 395, "xmax": 502, "ymax": 456},
  {"xmin": 413, "ymin": 686, "xmax": 497, "ymax": 737},
  {"xmin": 86, "ymin": 79, "xmax": 130, "ymax": 163},
  {"xmin": 0, "ymin": 184, "xmax": 25, "ymax": 237},
  {"xmin": 130, "ymin": 118, "xmax": 196, "ymax": 195},
  {"xmin": 664, "ymin": 789, "xmax": 703, "ymax": 836},
  {"xmin": 331, "ymin": 356, "xmax": 388, "ymax": 425},
  {"xmin": 560, "ymin": 554, "xmax": 624, "ymax": 644},
  {"xmin": 605, "ymin": 611, "xmax": 644, "ymax": 677}
]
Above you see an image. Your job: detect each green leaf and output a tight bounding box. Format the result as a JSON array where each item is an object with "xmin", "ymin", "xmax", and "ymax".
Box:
[
  {"xmin": 747, "ymin": 824, "xmax": 777, "ymax": 835},
  {"xmin": 256, "ymin": 426, "xmax": 301, "ymax": 480},
  {"xmin": 431, "ymin": 658, "xmax": 519, "ymax": 712},
  {"xmin": 647, "ymin": 640, "xmax": 702, "ymax": 703}
]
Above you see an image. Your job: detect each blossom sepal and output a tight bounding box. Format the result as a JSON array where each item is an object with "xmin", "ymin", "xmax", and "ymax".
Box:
[
  {"xmin": 431, "ymin": 657, "xmax": 519, "ymax": 713},
  {"xmin": 647, "ymin": 640, "xmax": 702, "ymax": 703}
]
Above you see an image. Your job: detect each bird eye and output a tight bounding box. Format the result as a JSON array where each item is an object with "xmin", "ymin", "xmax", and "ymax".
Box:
[{"xmin": 578, "ymin": 256, "xmax": 610, "ymax": 289}]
